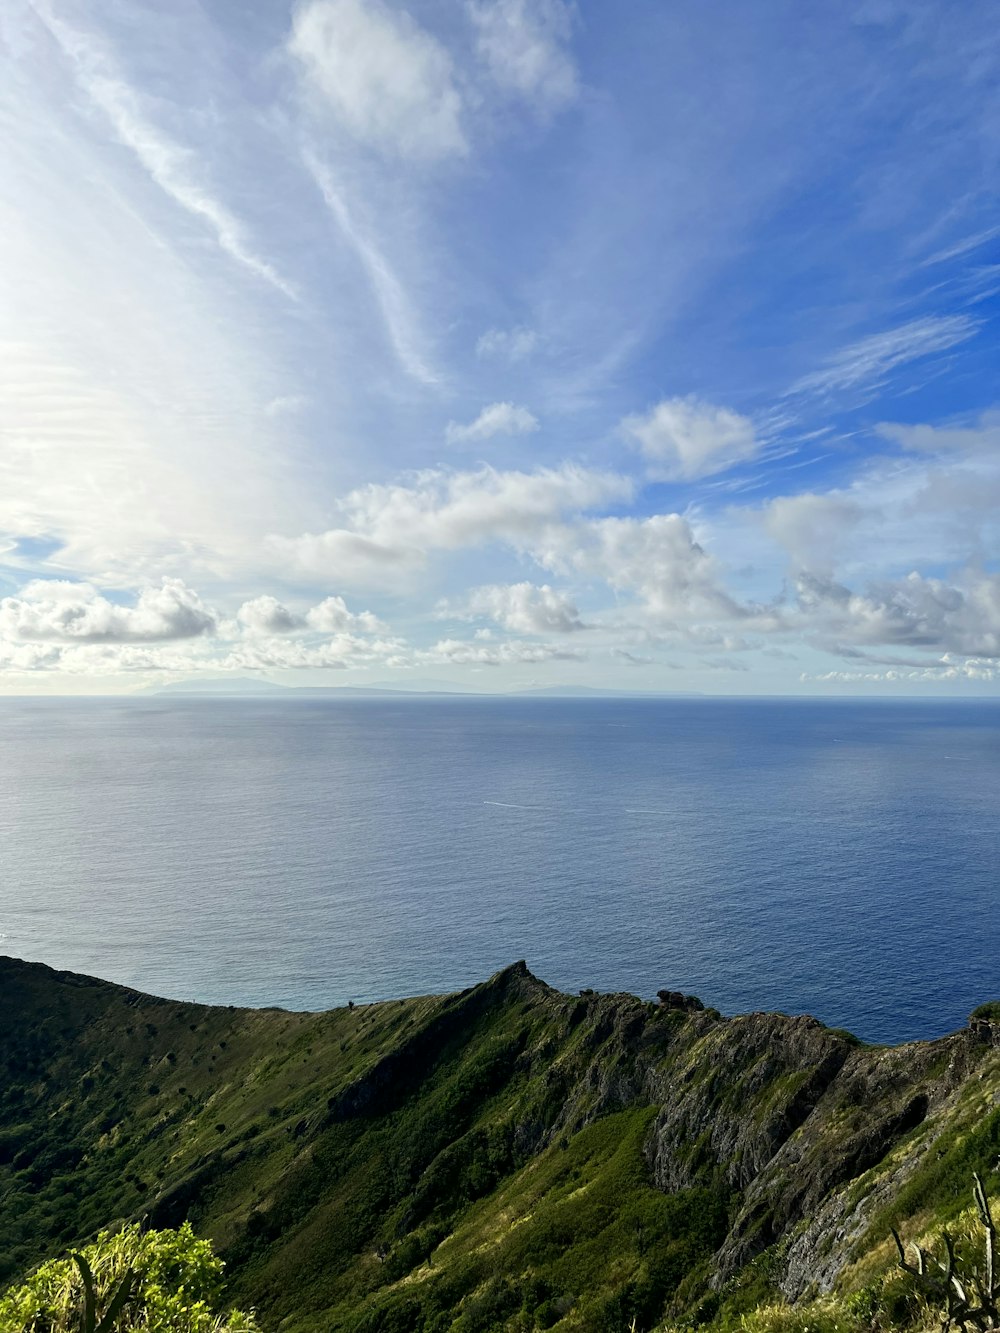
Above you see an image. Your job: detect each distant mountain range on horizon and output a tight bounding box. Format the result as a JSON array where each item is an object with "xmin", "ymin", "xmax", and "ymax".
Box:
[{"xmin": 145, "ymin": 676, "xmax": 703, "ymax": 700}]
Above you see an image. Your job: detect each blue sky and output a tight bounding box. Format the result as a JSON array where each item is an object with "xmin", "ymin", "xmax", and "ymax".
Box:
[{"xmin": 1, "ymin": 0, "xmax": 999, "ymax": 693}]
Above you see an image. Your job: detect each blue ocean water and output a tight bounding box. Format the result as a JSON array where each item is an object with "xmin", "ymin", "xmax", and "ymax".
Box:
[{"xmin": 0, "ymin": 695, "xmax": 997, "ymax": 1044}]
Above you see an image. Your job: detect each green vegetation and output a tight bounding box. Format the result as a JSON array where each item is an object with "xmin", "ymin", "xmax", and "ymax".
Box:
[
  {"xmin": 0, "ymin": 1223, "xmax": 256, "ymax": 1333},
  {"xmin": 1, "ymin": 957, "xmax": 999, "ymax": 1332}
]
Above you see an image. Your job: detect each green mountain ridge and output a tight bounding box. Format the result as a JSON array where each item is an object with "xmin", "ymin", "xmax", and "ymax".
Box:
[{"xmin": 2, "ymin": 955, "xmax": 999, "ymax": 1332}]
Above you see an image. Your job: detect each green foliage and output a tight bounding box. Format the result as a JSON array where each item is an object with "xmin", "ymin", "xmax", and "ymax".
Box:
[
  {"xmin": 0, "ymin": 1223, "xmax": 257, "ymax": 1333},
  {"xmin": 971, "ymin": 1003, "xmax": 1000, "ymax": 1023}
]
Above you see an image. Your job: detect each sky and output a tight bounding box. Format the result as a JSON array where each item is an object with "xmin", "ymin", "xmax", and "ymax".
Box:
[{"xmin": 1, "ymin": 0, "xmax": 999, "ymax": 695}]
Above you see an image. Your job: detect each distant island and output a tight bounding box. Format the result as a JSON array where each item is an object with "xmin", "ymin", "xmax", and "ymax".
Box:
[
  {"xmin": 146, "ymin": 677, "xmax": 704, "ymax": 700},
  {"xmin": 2, "ymin": 955, "xmax": 998, "ymax": 1332}
]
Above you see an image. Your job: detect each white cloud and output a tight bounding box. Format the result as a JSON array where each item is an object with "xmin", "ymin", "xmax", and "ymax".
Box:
[
  {"xmin": 273, "ymin": 463, "xmax": 632, "ymax": 582},
  {"xmin": 540, "ymin": 512, "xmax": 747, "ymax": 624},
  {"xmin": 225, "ymin": 632, "xmax": 404, "ymax": 672},
  {"xmin": 469, "ymin": 0, "xmax": 578, "ymax": 113},
  {"xmin": 236, "ymin": 594, "xmax": 300, "ymax": 635},
  {"xmin": 288, "ymin": 0, "xmax": 467, "ymax": 161},
  {"xmin": 792, "ymin": 316, "xmax": 979, "ymax": 396},
  {"xmin": 0, "ymin": 580, "xmax": 399, "ymax": 676},
  {"xmin": 0, "ymin": 578, "xmax": 216, "ymax": 643},
  {"xmin": 445, "ymin": 401, "xmax": 539, "ymax": 444},
  {"xmin": 425, "ymin": 637, "xmax": 585, "ymax": 665},
  {"xmin": 475, "ymin": 326, "xmax": 538, "ymax": 362},
  {"xmin": 342, "ymin": 463, "xmax": 629, "ymax": 550},
  {"xmin": 31, "ymin": 1, "xmax": 295, "ymax": 298},
  {"xmin": 621, "ymin": 396, "xmax": 760, "ymax": 481},
  {"xmin": 920, "ymin": 226, "xmax": 1000, "ymax": 267},
  {"xmin": 304, "ymin": 151, "xmax": 438, "ymax": 385},
  {"xmin": 764, "ymin": 493, "xmax": 865, "ymax": 573},
  {"xmin": 0, "ymin": 630, "xmax": 408, "ymax": 677},
  {"xmin": 797, "ymin": 568, "xmax": 1000, "ymax": 658},
  {"xmin": 876, "ymin": 410, "xmax": 1000, "ymax": 457},
  {"xmin": 267, "ymin": 530, "xmax": 416, "ymax": 587},
  {"xmin": 738, "ymin": 416, "xmax": 1000, "ymax": 587},
  {"xmin": 462, "ymin": 581, "xmax": 583, "ymax": 633},
  {"xmin": 805, "ymin": 660, "xmax": 1000, "ymax": 685},
  {"xmin": 304, "ymin": 595, "xmax": 384, "ymax": 634},
  {"xmin": 237, "ymin": 593, "xmax": 384, "ymax": 635}
]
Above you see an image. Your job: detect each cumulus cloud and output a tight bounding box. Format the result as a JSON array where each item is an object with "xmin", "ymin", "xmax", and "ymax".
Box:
[
  {"xmin": 546, "ymin": 512, "xmax": 746, "ymax": 624},
  {"xmin": 0, "ymin": 579, "xmax": 216, "ymax": 644},
  {"xmin": 621, "ymin": 396, "xmax": 760, "ymax": 481},
  {"xmin": 236, "ymin": 593, "xmax": 384, "ymax": 636},
  {"xmin": 469, "ymin": 0, "xmax": 578, "ymax": 113},
  {"xmin": 304, "ymin": 595, "xmax": 384, "ymax": 634},
  {"xmin": 342, "ymin": 463, "xmax": 630, "ymax": 550},
  {"xmin": 475, "ymin": 326, "xmax": 538, "ymax": 362},
  {"xmin": 445, "ymin": 401, "xmax": 539, "ymax": 444},
  {"xmin": 236, "ymin": 594, "xmax": 301, "ymax": 635},
  {"xmin": 0, "ymin": 579, "xmax": 399, "ymax": 677},
  {"xmin": 796, "ymin": 569, "xmax": 1000, "ymax": 658},
  {"xmin": 225, "ymin": 632, "xmax": 404, "ymax": 672},
  {"xmin": 0, "ymin": 629, "xmax": 408, "ymax": 677},
  {"xmin": 461, "ymin": 582, "xmax": 584, "ymax": 633},
  {"xmin": 792, "ymin": 316, "xmax": 979, "ymax": 396},
  {"xmin": 272, "ymin": 463, "xmax": 632, "ymax": 582},
  {"xmin": 288, "ymin": 0, "xmax": 466, "ymax": 161}
]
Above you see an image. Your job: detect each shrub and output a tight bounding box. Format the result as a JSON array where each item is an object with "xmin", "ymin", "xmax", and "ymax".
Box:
[{"xmin": 0, "ymin": 1221, "xmax": 258, "ymax": 1333}]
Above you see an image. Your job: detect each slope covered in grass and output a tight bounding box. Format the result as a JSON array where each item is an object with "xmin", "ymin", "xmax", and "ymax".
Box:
[{"xmin": 2, "ymin": 956, "xmax": 999, "ymax": 1331}]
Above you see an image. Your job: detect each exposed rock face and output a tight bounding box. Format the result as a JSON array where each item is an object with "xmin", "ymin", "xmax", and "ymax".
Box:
[{"xmin": 645, "ymin": 1013, "xmax": 851, "ymax": 1196}]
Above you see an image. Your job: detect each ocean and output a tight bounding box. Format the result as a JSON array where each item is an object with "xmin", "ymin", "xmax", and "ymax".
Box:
[{"xmin": 0, "ymin": 695, "xmax": 997, "ymax": 1045}]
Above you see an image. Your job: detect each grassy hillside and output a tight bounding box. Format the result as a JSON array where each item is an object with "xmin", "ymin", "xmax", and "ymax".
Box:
[{"xmin": 2, "ymin": 956, "xmax": 999, "ymax": 1332}]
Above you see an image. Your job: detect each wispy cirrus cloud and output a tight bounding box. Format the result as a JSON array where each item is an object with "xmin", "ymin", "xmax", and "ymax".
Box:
[
  {"xmin": 304, "ymin": 150, "xmax": 439, "ymax": 385},
  {"xmin": 29, "ymin": 0, "xmax": 296, "ymax": 299},
  {"xmin": 791, "ymin": 316, "xmax": 980, "ymax": 397}
]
